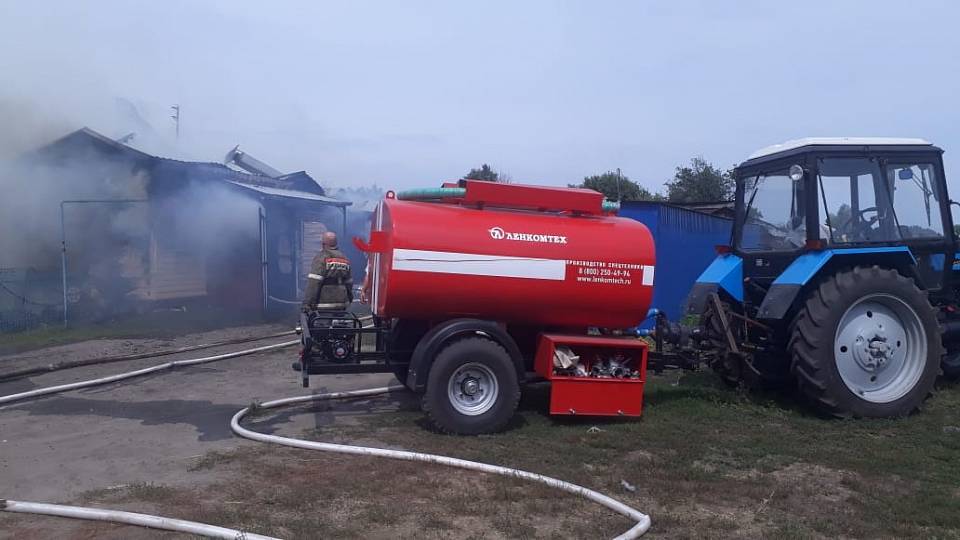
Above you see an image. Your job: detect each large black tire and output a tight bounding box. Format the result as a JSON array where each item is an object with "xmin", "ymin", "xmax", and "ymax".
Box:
[
  {"xmin": 421, "ymin": 337, "xmax": 520, "ymax": 435},
  {"xmin": 790, "ymin": 266, "xmax": 942, "ymax": 417}
]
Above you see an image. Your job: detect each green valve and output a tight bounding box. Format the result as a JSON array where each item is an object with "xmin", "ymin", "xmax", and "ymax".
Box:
[{"xmin": 602, "ymin": 200, "xmax": 620, "ymax": 212}]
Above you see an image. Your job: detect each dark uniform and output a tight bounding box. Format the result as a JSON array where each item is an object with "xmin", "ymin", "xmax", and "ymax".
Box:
[{"xmin": 302, "ymin": 247, "xmax": 353, "ymax": 310}]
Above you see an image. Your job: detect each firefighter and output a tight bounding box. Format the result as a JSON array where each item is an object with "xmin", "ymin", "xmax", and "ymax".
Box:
[{"xmin": 302, "ymin": 231, "xmax": 353, "ymax": 311}]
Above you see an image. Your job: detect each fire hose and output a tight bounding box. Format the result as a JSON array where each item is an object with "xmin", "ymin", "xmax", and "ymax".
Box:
[
  {"xmin": 0, "ymin": 330, "xmax": 297, "ymax": 383},
  {"xmin": 0, "ymin": 342, "xmax": 652, "ymax": 538},
  {"xmin": 0, "ymin": 340, "xmax": 299, "ymax": 406},
  {"xmin": 231, "ymin": 388, "xmax": 652, "ymax": 539},
  {"xmin": 0, "ymin": 499, "xmax": 278, "ymax": 540}
]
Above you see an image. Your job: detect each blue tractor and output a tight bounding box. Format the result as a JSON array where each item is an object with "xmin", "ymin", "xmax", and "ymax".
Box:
[{"xmin": 685, "ymin": 138, "xmax": 960, "ymax": 418}]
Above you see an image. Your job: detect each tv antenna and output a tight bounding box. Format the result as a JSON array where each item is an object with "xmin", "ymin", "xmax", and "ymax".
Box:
[{"xmin": 170, "ymin": 104, "xmax": 180, "ymax": 139}]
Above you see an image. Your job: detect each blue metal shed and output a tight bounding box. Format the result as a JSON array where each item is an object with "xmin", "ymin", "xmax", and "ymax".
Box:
[{"xmin": 619, "ymin": 202, "xmax": 732, "ymax": 326}]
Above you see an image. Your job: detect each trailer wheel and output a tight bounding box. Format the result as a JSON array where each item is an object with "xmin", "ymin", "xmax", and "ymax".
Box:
[
  {"xmin": 422, "ymin": 337, "xmax": 520, "ymax": 435},
  {"xmin": 790, "ymin": 266, "xmax": 942, "ymax": 417}
]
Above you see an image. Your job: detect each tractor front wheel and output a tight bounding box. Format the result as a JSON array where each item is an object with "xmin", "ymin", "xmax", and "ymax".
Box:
[
  {"xmin": 790, "ymin": 266, "xmax": 942, "ymax": 417},
  {"xmin": 701, "ymin": 299, "xmax": 788, "ymax": 388}
]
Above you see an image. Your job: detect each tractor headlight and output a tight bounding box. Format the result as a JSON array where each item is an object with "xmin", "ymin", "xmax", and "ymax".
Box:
[{"xmin": 789, "ymin": 164, "xmax": 804, "ymax": 182}]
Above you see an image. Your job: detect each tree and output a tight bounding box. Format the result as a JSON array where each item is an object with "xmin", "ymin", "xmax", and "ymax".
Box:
[
  {"xmin": 664, "ymin": 157, "xmax": 734, "ymax": 203},
  {"xmin": 464, "ymin": 164, "xmax": 503, "ymax": 182},
  {"xmin": 571, "ymin": 171, "xmax": 664, "ymax": 201}
]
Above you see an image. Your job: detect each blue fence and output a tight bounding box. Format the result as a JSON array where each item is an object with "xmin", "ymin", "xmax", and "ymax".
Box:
[{"xmin": 619, "ymin": 202, "xmax": 732, "ymax": 326}]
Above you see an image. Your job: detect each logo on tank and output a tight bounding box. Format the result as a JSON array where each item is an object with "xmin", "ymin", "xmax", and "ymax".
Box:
[{"xmin": 488, "ymin": 226, "xmax": 567, "ymax": 244}]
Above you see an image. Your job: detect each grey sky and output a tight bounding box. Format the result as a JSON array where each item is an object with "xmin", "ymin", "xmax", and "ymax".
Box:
[{"xmin": 2, "ymin": 1, "xmax": 958, "ymax": 193}]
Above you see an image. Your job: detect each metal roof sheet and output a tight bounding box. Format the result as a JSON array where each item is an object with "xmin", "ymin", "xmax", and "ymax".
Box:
[
  {"xmin": 225, "ymin": 181, "xmax": 351, "ymax": 206},
  {"xmin": 747, "ymin": 137, "xmax": 933, "ymax": 160}
]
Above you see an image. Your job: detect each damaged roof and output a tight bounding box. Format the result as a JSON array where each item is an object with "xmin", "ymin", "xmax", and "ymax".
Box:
[
  {"xmin": 224, "ymin": 181, "xmax": 350, "ymax": 206},
  {"xmin": 29, "ymin": 127, "xmax": 349, "ymax": 207},
  {"xmin": 26, "ymin": 127, "xmax": 155, "ymax": 164}
]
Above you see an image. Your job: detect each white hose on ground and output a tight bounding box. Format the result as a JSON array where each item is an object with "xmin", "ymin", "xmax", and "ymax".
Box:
[
  {"xmin": 0, "ymin": 340, "xmax": 299, "ymax": 407},
  {"xmin": 231, "ymin": 386, "xmax": 652, "ymax": 539},
  {"xmin": 1, "ymin": 339, "xmax": 652, "ymax": 538},
  {"xmin": 1, "ymin": 500, "xmax": 279, "ymax": 540},
  {"xmin": 0, "ymin": 339, "xmax": 299, "ymax": 537}
]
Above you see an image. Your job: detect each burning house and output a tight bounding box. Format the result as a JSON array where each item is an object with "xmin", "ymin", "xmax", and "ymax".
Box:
[{"xmin": 0, "ymin": 128, "xmax": 353, "ymax": 330}]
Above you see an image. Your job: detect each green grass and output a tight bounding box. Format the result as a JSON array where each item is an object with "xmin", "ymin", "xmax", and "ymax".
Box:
[
  {"xmin": 300, "ymin": 372, "xmax": 960, "ymax": 538},
  {"xmin": 57, "ymin": 371, "xmax": 960, "ymax": 539}
]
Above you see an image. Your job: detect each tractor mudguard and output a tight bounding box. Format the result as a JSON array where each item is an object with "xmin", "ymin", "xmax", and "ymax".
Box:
[
  {"xmin": 686, "ymin": 254, "xmax": 743, "ymax": 315},
  {"xmin": 757, "ymin": 246, "xmax": 917, "ymax": 320},
  {"xmin": 405, "ymin": 318, "xmax": 525, "ymax": 393}
]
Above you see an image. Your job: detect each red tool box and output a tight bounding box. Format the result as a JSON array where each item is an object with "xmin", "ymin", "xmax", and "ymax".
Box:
[{"xmin": 534, "ymin": 333, "xmax": 648, "ymax": 417}]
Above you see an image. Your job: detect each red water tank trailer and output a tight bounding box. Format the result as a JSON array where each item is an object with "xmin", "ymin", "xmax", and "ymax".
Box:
[
  {"xmin": 358, "ymin": 180, "xmax": 656, "ymax": 329},
  {"xmin": 317, "ymin": 181, "xmax": 660, "ymax": 434}
]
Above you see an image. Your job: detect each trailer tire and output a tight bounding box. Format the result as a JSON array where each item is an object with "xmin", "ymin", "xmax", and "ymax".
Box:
[
  {"xmin": 790, "ymin": 266, "xmax": 942, "ymax": 418},
  {"xmin": 422, "ymin": 337, "xmax": 520, "ymax": 435}
]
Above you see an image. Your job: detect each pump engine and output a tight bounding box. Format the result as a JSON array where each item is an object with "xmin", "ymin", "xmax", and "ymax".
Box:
[{"xmin": 306, "ymin": 310, "xmax": 358, "ymax": 364}]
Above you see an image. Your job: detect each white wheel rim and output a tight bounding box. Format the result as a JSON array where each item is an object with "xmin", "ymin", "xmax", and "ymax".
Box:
[
  {"xmin": 447, "ymin": 362, "xmax": 499, "ymax": 416},
  {"xmin": 835, "ymin": 293, "xmax": 927, "ymax": 404}
]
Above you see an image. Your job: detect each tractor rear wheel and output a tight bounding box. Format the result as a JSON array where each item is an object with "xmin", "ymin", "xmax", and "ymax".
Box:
[{"xmin": 790, "ymin": 266, "xmax": 942, "ymax": 417}]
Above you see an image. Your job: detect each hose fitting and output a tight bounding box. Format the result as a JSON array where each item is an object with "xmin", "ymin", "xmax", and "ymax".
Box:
[{"xmin": 396, "ymin": 187, "xmax": 466, "ymax": 201}]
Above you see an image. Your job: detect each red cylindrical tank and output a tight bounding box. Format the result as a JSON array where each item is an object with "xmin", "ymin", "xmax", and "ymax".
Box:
[{"xmin": 359, "ymin": 183, "xmax": 656, "ymax": 329}]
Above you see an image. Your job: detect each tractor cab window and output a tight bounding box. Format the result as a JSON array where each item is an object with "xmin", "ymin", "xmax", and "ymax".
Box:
[
  {"xmin": 740, "ymin": 171, "xmax": 806, "ymax": 251},
  {"xmin": 817, "ymin": 158, "xmax": 945, "ymax": 244},
  {"xmin": 886, "ymin": 163, "xmax": 944, "ymax": 239},
  {"xmin": 817, "ymin": 158, "xmax": 890, "ymax": 244}
]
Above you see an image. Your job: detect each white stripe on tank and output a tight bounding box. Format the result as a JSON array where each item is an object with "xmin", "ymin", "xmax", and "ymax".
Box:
[{"xmin": 392, "ymin": 249, "xmax": 566, "ymax": 280}]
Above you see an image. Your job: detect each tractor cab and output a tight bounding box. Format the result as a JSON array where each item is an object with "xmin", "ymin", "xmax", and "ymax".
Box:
[
  {"xmin": 686, "ymin": 138, "xmax": 960, "ymax": 418},
  {"xmin": 731, "ymin": 138, "xmax": 955, "ymax": 303}
]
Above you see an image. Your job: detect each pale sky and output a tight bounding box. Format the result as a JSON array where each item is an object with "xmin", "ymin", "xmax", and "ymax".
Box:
[{"xmin": 1, "ymin": 1, "xmax": 958, "ymax": 194}]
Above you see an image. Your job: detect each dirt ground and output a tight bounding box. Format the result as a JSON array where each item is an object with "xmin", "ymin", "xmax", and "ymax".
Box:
[
  {"xmin": 1, "ymin": 326, "xmax": 958, "ymax": 539},
  {"xmin": 0, "ymin": 322, "xmax": 291, "ymax": 374},
  {"xmin": 0, "ymin": 325, "xmax": 395, "ymax": 536}
]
